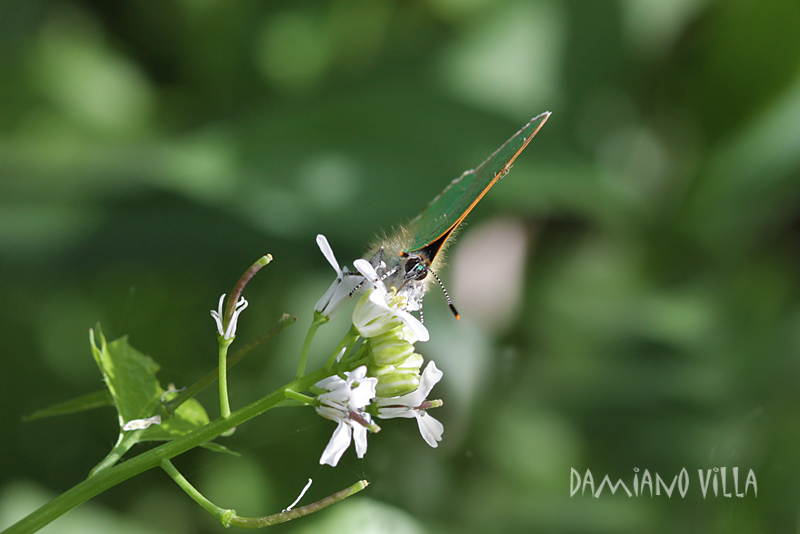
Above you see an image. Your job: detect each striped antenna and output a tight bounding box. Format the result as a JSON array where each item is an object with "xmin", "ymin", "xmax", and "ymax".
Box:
[{"xmin": 427, "ymin": 267, "xmax": 460, "ymax": 320}]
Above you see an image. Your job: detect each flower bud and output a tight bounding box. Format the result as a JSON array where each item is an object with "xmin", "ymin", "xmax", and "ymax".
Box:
[
  {"xmin": 369, "ymin": 328, "xmax": 416, "ymax": 366},
  {"xmin": 397, "ymin": 352, "xmax": 423, "ymax": 371},
  {"xmin": 371, "ymin": 367, "xmax": 421, "ymax": 398}
]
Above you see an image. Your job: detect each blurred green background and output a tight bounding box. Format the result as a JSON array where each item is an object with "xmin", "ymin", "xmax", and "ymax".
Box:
[{"xmin": 1, "ymin": 0, "xmax": 799, "ymax": 532}]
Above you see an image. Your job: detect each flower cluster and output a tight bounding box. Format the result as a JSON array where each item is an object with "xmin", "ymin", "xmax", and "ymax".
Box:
[
  {"xmin": 313, "ymin": 235, "xmax": 445, "ymax": 466},
  {"xmin": 315, "ymin": 366, "xmax": 378, "ymax": 467}
]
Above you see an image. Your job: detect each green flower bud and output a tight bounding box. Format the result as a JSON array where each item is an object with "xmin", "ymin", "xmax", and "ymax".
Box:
[
  {"xmin": 373, "ymin": 369, "xmax": 421, "ymax": 398},
  {"xmin": 369, "ymin": 327, "xmax": 415, "ymax": 366},
  {"xmin": 397, "ymin": 352, "xmax": 423, "ymax": 371}
]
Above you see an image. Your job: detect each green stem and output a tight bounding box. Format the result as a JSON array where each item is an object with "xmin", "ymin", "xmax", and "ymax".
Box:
[
  {"xmin": 324, "ymin": 325, "xmax": 360, "ymax": 370},
  {"xmin": 284, "ymin": 389, "xmax": 315, "ymax": 406},
  {"xmin": 161, "ymin": 459, "xmax": 368, "ymax": 528},
  {"xmin": 4, "ymin": 366, "xmax": 335, "ymax": 534},
  {"xmin": 88, "ymin": 431, "xmax": 141, "ymax": 477},
  {"xmin": 229, "ymin": 480, "xmax": 369, "ymax": 528},
  {"xmin": 347, "ymin": 356, "xmax": 371, "ymax": 368},
  {"xmin": 166, "ymin": 315, "xmax": 296, "ymax": 414},
  {"xmin": 218, "ymin": 337, "xmax": 233, "ymax": 418},
  {"xmin": 161, "ymin": 460, "xmax": 236, "ymax": 526},
  {"xmin": 347, "ymin": 339, "xmax": 370, "ymax": 364},
  {"xmin": 295, "ymin": 313, "xmax": 328, "ymax": 379}
]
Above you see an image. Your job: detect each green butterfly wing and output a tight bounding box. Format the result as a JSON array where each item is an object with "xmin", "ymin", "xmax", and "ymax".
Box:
[{"xmin": 404, "ymin": 112, "xmax": 551, "ymax": 255}]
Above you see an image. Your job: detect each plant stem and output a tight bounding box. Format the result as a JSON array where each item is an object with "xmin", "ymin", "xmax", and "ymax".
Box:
[
  {"xmin": 161, "ymin": 460, "xmax": 235, "ymax": 525},
  {"xmin": 284, "ymin": 389, "xmax": 315, "ymax": 406},
  {"xmin": 4, "ymin": 366, "xmax": 333, "ymax": 534},
  {"xmin": 229, "ymin": 480, "xmax": 369, "ymax": 528},
  {"xmin": 166, "ymin": 314, "xmax": 296, "ymax": 414},
  {"xmin": 225, "ymin": 255, "xmax": 272, "ymax": 326},
  {"xmin": 218, "ymin": 337, "xmax": 233, "ymax": 418},
  {"xmin": 295, "ymin": 313, "xmax": 327, "ymax": 379},
  {"xmin": 161, "ymin": 459, "xmax": 368, "ymax": 528},
  {"xmin": 88, "ymin": 431, "xmax": 140, "ymax": 477},
  {"xmin": 324, "ymin": 325, "xmax": 360, "ymax": 370}
]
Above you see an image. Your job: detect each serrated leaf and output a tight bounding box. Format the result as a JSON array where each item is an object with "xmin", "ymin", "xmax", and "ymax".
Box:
[
  {"xmin": 90, "ymin": 326, "xmax": 161, "ymax": 426},
  {"xmin": 23, "ymin": 389, "xmax": 114, "ymax": 421},
  {"xmin": 87, "ymin": 325, "xmax": 230, "ymax": 467}
]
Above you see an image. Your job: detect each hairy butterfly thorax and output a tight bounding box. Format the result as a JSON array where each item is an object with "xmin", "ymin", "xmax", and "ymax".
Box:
[{"xmin": 366, "ymin": 226, "xmax": 458, "ymax": 319}]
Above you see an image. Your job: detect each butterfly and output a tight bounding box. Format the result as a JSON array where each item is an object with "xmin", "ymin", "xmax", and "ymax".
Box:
[{"xmin": 365, "ymin": 111, "xmax": 551, "ymax": 320}]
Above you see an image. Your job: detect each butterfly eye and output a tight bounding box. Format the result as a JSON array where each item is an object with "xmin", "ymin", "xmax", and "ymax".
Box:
[
  {"xmin": 403, "ymin": 257, "xmax": 419, "ymax": 273},
  {"xmin": 403, "ymin": 256, "xmax": 429, "ymax": 281}
]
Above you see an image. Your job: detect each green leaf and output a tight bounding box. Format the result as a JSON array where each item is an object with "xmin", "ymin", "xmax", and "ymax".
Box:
[
  {"xmin": 141, "ymin": 393, "xmax": 237, "ymax": 457},
  {"xmin": 139, "ymin": 396, "xmax": 210, "ymax": 441},
  {"xmin": 87, "ymin": 324, "xmax": 230, "ymax": 469},
  {"xmin": 23, "ymin": 389, "xmax": 114, "ymax": 421},
  {"xmin": 90, "ymin": 326, "xmax": 161, "ymax": 426}
]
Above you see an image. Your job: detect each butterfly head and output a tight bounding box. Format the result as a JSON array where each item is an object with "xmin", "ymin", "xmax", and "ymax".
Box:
[
  {"xmin": 368, "ymin": 247, "xmax": 459, "ymax": 320},
  {"xmin": 400, "ymin": 253, "xmax": 430, "ymax": 282}
]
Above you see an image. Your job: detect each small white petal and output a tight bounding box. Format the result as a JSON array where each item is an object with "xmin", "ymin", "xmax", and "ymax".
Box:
[
  {"xmin": 352, "ymin": 423, "xmax": 369, "ymax": 458},
  {"xmin": 122, "ymin": 415, "xmax": 162, "ymax": 431},
  {"xmin": 210, "ymin": 293, "xmax": 227, "ymax": 336},
  {"xmin": 315, "ymin": 281, "xmax": 340, "ymax": 314},
  {"xmin": 377, "ymin": 361, "xmax": 442, "ymax": 409},
  {"xmin": 349, "ymin": 378, "xmax": 378, "ymax": 408},
  {"xmin": 316, "ymin": 404, "xmax": 347, "ymax": 421},
  {"xmin": 353, "ymin": 259, "xmax": 381, "ymax": 287},
  {"xmin": 366, "ymin": 283, "xmax": 391, "ymax": 308},
  {"xmin": 415, "ymin": 361, "xmax": 443, "ymax": 399},
  {"xmin": 394, "ymin": 308, "xmax": 429, "ymax": 342},
  {"xmin": 315, "ymin": 276, "xmax": 362, "ymax": 319},
  {"xmin": 316, "ymin": 374, "xmax": 346, "ymax": 392},
  {"xmin": 377, "ymin": 406, "xmax": 417, "ymax": 420},
  {"xmin": 347, "ymin": 365, "xmax": 368, "ymax": 383},
  {"xmin": 314, "ymin": 236, "xmax": 364, "ymax": 318},
  {"xmin": 317, "ymin": 386, "xmax": 350, "ymax": 408},
  {"xmin": 416, "ymin": 412, "xmax": 444, "ymax": 448},
  {"xmin": 316, "ymin": 235, "xmax": 343, "ymax": 277},
  {"xmin": 224, "ymin": 297, "xmax": 248, "ymax": 339},
  {"xmin": 353, "ymin": 290, "xmax": 392, "ymax": 336},
  {"xmin": 319, "ymin": 420, "xmax": 352, "ymax": 466}
]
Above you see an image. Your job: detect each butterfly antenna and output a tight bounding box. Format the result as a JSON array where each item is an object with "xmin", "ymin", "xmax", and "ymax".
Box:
[
  {"xmin": 348, "ymin": 278, "xmax": 366, "ymax": 297},
  {"xmin": 380, "ymin": 265, "xmax": 399, "ymax": 281},
  {"xmin": 427, "ymin": 268, "xmax": 460, "ymax": 320},
  {"xmin": 347, "ymin": 263, "xmax": 399, "ymax": 298},
  {"xmin": 419, "ymin": 302, "xmax": 424, "ymax": 324}
]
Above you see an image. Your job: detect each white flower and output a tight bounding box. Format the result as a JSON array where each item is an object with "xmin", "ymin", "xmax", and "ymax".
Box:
[
  {"xmin": 352, "ymin": 259, "xmax": 429, "ymax": 342},
  {"xmin": 315, "ymin": 366, "xmax": 379, "ymax": 466},
  {"xmin": 377, "ymin": 361, "xmax": 444, "ymax": 448},
  {"xmin": 314, "ymin": 235, "xmax": 364, "ymax": 319},
  {"xmin": 210, "ymin": 294, "xmax": 248, "ymax": 340}
]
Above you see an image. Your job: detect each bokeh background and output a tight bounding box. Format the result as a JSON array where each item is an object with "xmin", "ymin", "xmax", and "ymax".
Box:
[{"xmin": 2, "ymin": 0, "xmax": 799, "ymax": 532}]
